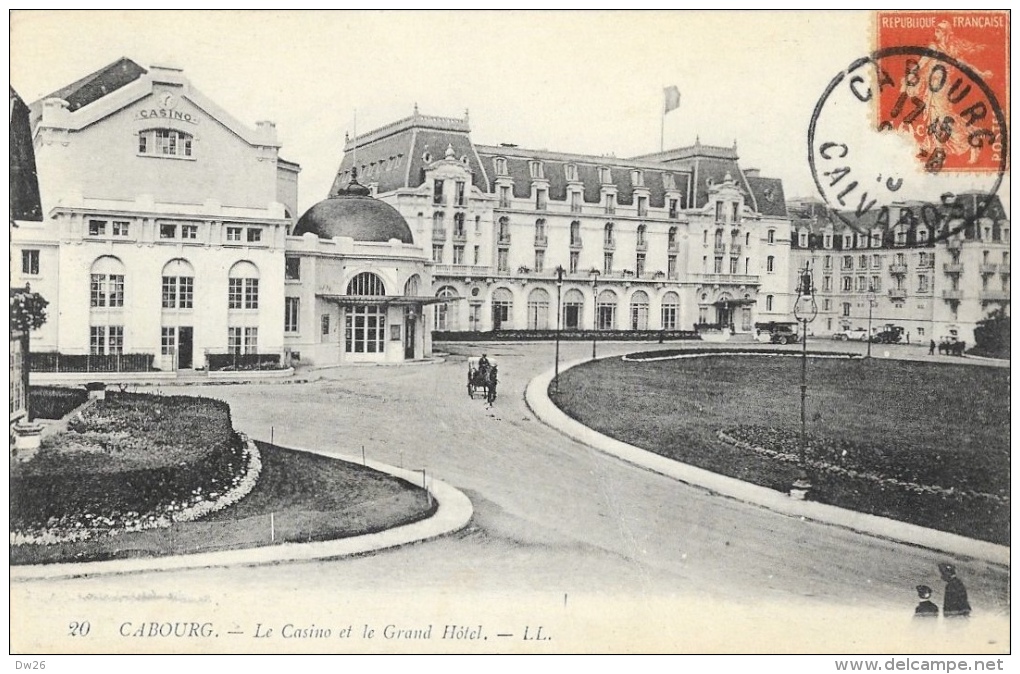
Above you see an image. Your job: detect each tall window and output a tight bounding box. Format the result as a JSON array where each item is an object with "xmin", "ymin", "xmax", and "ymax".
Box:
[
  {"xmin": 571, "ymin": 192, "xmax": 582, "ymax": 213},
  {"xmin": 534, "ymin": 249, "xmax": 545, "ymax": 272},
  {"xmin": 535, "ymin": 218, "xmax": 547, "ymax": 243},
  {"xmin": 668, "ymin": 226, "xmax": 677, "ymax": 248},
  {"xmin": 453, "ymin": 245, "xmax": 464, "ymax": 264},
  {"xmin": 566, "ymin": 164, "xmax": 578, "ymax": 181},
  {"xmin": 604, "ymin": 222, "xmax": 614, "ymax": 246},
  {"xmin": 661, "ymin": 292, "xmax": 680, "ymax": 329},
  {"xmin": 629, "ymin": 291, "xmax": 649, "ymax": 330},
  {"xmin": 139, "ymin": 128, "xmax": 193, "ymax": 157},
  {"xmin": 570, "ymin": 221, "xmax": 582, "ymax": 246},
  {"xmin": 161, "ymin": 259, "xmax": 195, "ymax": 309},
  {"xmin": 433, "ymin": 245, "xmax": 444, "ymax": 263},
  {"xmin": 605, "ymin": 193, "xmax": 615, "ymax": 215},
  {"xmin": 285, "ymin": 297, "xmax": 300, "ymax": 333},
  {"xmin": 596, "ymin": 290, "xmax": 617, "ymax": 330},
  {"xmin": 228, "ymin": 327, "xmax": 260, "ymax": 355},
  {"xmin": 497, "ymin": 249, "xmax": 509, "ymax": 273},
  {"xmin": 494, "ymin": 157, "xmax": 507, "ymax": 175},
  {"xmin": 766, "ymin": 295, "xmax": 774, "ymax": 311},
  {"xmin": 636, "ymin": 224, "xmax": 647, "ymax": 246},
  {"xmin": 345, "ymin": 307, "xmax": 385, "ymax": 354},
  {"xmin": 636, "ymin": 195, "xmax": 648, "ymax": 217},
  {"xmin": 527, "ymin": 288, "xmax": 550, "ymax": 329},
  {"xmin": 767, "ymin": 229, "xmax": 776, "ymax": 244},
  {"xmin": 434, "ymin": 286, "xmax": 459, "ymax": 331},
  {"xmin": 636, "ymin": 252, "xmax": 646, "ymax": 277},
  {"xmin": 228, "ymin": 261, "xmax": 260, "ymax": 309},
  {"xmin": 455, "ymin": 181, "xmax": 466, "ymax": 206},
  {"xmin": 453, "ymin": 212, "xmax": 466, "ymax": 236},
  {"xmin": 499, "ymin": 186, "xmax": 511, "ymax": 208},
  {"xmin": 492, "ymin": 287, "xmax": 513, "ymax": 329},
  {"xmin": 433, "ymin": 179, "xmax": 445, "ymax": 205},
  {"xmin": 536, "ymin": 188, "xmax": 548, "ymax": 211},
  {"xmin": 90, "ymin": 326, "xmax": 124, "ymax": 355},
  {"xmin": 21, "ymin": 250, "xmax": 39, "ymax": 275},
  {"xmin": 90, "ymin": 256, "xmax": 126, "ymax": 307},
  {"xmin": 668, "ymin": 255, "xmax": 678, "ymax": 278},
  {"xmin": 603, "ymin": 252, "xmax": 613, "ymax": 274},
  {"xmin": 569, "ymin": 251, "xmax": 580, "ymax": 273},
  {"xmin": 498, "ymin": 216, "xmax": 511, "ymax": 243},
  {"xmin": 285, "ymin": 257, "xmax": 301, "ymax": 280}
]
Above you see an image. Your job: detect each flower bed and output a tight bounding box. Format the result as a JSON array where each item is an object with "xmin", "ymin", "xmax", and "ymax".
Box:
[
  {"xmin": 624, "ymin": 348, "xmax": 860, "ymax": 362},
  {"xmin": 28, "ymin": 386, "xmax": 89, "ymax": 420},
  {"xmin": 10, "ymin": 392, "xmax": 259, "ymax": 545}
]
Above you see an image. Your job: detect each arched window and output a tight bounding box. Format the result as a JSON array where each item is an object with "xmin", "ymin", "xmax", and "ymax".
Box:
[
  {"xmin": 661, "ymin": 291, "xmax": 680, "ymax": 330},
  {"xmin": 138, "ymin": 128, "xmax": 194, "ymax": 158},
  {"xmin": 766, "ymin": 255, "xmax": 775, "ymax": 273},
  {"xmin": 433, "ymin": 212, "xmax": 445, "ymax": 236},
  {"xmin": 90, "ymin": 256, "xmax": 126, "ymax": 308},
  {"xmin": 498, "ymin": 216, "xmax": 511, "ymax": 242},
  {"xmin": 494, "ymin": 157, "xmax": 508, "ymax": 175},
  {"xmin": 629, "ymin": 290, "xmax": 649, "ymax": 330},
  {"xmin": 527, "ymin": 287, "xmax": 550, "ymax": 330},
  {"xmin": 89, "ymin": 256, "xmax": 126, "ymax": 356},
  {"xmin": 596, "ymin": 289, "xmax": 617, "ymax": 330},
  {"xmin": 766, "ymin": 295, "xmax": 774, "ymax": 311},
  {"xmin": 347, "ymin": 271, "xmax": 386, "ymax": 296},
  {"xmin": 453, "ymin": 212, "xmax": 466, "ymax": 236},
  {"xmin": 604, "ymin": 222, "xmax": 614, "ymax": 246},
  {"xmin": 637, "ymin": 224, "xmax": 647, "ymax": 246},
  {"xmin": 563, "ymin": 288, "xmax": 584, "ymax": 330},
  {"xmin": 434, "ymin": 286, "xmax": 459, "ymax": 331},
  {"xmin": 161, "ymin": 258, "xmax": 195, "ymax": 309},
  {"xmin": 492, "ymin": 287, "xmax": 514, "ymax": 330},
  {"xmin": 668, "ymin": 226, "xmax": 677, "ymax": 246},
  {"xmin": 228, "ymin": 260, "xmax": 260, "ymax": 310},
  {"xmin": 404, "ymin": 275, "xmax": 421, "ymax": 297}
]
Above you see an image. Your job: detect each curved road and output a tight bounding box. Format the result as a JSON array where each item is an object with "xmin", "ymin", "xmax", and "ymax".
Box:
[{"xmin": 11, "ymin": 341, "xmax": 1009, "ymax": 654}]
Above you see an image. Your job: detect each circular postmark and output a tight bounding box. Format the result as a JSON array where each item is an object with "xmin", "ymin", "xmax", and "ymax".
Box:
[{"xmin": 808, "ymin": 46, "xmax": 1008, "ymax": 241}]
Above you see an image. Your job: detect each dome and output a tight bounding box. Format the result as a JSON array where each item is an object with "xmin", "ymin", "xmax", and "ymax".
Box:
[{"xmin": 293, "ymin": 179, "xmax": 414, "ymax": 244}]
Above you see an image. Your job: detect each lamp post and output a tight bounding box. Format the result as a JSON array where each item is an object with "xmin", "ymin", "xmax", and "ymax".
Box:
[
  {"xmin": 791, "ymin": 262, "xmax": 817, "ymax": 500},
  {"xmin": 589, "ymin": 268, "xmax": 601, "ymax": 360},
  {"xmin": 554, "ymin": 266, "xmax": 565, "ymax": 393},
  {"xmin": 866, "ymin": 288, "xmax": 877, "ymax": 359}
]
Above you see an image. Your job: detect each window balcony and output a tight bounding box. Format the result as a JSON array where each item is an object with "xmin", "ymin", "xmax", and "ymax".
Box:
[
  {"xmin": 452, "ymin": 229, "xmax": 467, "ymax": 242},
  {"xmin": 888, "ymin": 263, "xmax": 908, "ymax": 275},
  {"xmin": 534, "ymin": 234, "xmax": 548, "ymax": 248},
  {"xmin": 667, "ymin": 240, "xmax": 679, "ymax": 252},
  {"xmin": 636, "ymin": 240, "xmax": 648, "ymax": 251},
  {"xmin": 432, "ymin": 228, "xmax": 447, "ymax": 242},
  {"xmin": 1001, "ymin": 262, "xmax": 1010, "ymax": 274},
  {"xmin": 570, "ymin": 237, "xmax": 583, "ymax": 250},
  {"xmin": 946, "ymin": 238, "xmax": 962, "ymax": 250},
  {"xmin": 730, "ymin": 243, "xmax": 742, "ymax": 256},
  {"xmin": 498, "ymin": 198, "xmax": 511, "ymax": 209},
  {"xmin": 637, "ymin": 207, "xmax": 648, "ymax": 218},
  {"xmin": 942, "ymin": 262, "xmax": 964, "ymax": 274},
  {"xmin": 603, "ymin": 239, "xmax": 616, "ymax": 251},
  {"xmin": 605, "ymin": 206, "xmax": 616, "ymax": 215},
  {"xmin": 714, "ymin": 242, "xmax": 727, "ymax": 254},
  {"xmin": 979, "ymin": 263, "xmax": 999, "ymax": 274},
  {"xmin": 571, "ymin": 204, "xmax": 583, "ymax": 214},
  {"xmin": 497, "ymin": 233, "xmax": 512, "ymax": 246},
  {"xmin": 888, "ymin": 288, "xmax": 907, "ymax": 300},
  {"xmin": 980, "ymin": 289, "xmax": 1010, "ymax": 302},
  {"xmin": 942, "ymin": 289, "xmax": 963, "ymax": 301},
  {"xmin": 668, "ymin": 209, "xmax": 678, "ymax": 219}
]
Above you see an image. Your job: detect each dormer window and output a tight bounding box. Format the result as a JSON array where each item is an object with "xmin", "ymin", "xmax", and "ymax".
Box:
[
  {"xmin": 631, "ymin": 170, "xmax": 644, "ymax": 187},
  {"xmin": 494, "ymin": 157, "xmax": 508, "ymax": 176},
  {"xmin": 139, "ymin": 129, "xmax": 193, "ymax": 158},
  {"xmin": 663, "ymin": 173, "xmax": 676, "ymax": 190},
  {"xmin": 565, "ymin": 164, "xmax": 578, "ymax": 181},
  {"xmin": 798, "ymin": 231, "xmax": 808, "ymax": 247},
  {"xmin": 599, "ymin": 167, "xmax": 612, "ymax": 184},
  {"xmin": 529, "ymin": 161, "xmax": 544, "ymax": 179}
]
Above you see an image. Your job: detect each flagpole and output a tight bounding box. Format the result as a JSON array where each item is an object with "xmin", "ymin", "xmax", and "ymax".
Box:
[{"xmin": 660, "ymin": 102, "xmax": 665, "ymax": 152}]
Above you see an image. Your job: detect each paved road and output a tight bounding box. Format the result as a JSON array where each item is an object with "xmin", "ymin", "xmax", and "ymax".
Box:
[{"xmin": 10, "ymin": 340, "xmax": 1009, "ymax": 654}]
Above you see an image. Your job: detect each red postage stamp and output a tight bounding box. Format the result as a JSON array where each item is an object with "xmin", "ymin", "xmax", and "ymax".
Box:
[{"xmin": 875, "ymin": 11, "xmax": 1009, "ymax": 173}]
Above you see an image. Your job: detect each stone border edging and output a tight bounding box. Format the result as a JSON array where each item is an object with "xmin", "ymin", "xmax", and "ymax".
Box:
[
  {"xmin": 525, "ymin": 356, "xmax": 1009, "ymax": 567},
  {"xmin": 10, "ymin": 440, "xmax": 473, "ymax": 581},
  {"xmin": 622, "ymin": 351, "xmax": 861, "ymax": 363}
]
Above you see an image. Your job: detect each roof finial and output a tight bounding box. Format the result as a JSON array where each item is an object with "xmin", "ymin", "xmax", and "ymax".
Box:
[
  {"xmin": 464, "ymin": 108, "xmax": 470, "ymax": 123},
  {"xmin": 413, "ymin": 102, "xmax": 419, "ymax": 115},
  {"xmin": 695, "ymin": 135, "xmax": 700, "ymax": 145},
  {"xmin": 733, "ymin": 138, "xmax": 738, "ymax": 150},
  {"xmin": 445, "ymin": 143, "xmax": 456, "ymax": 160}
]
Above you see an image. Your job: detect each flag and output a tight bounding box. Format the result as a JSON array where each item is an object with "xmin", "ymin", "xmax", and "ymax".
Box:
[{"xmin": 663, "ymin": 85, "xmax": 681, "ymax": 114}]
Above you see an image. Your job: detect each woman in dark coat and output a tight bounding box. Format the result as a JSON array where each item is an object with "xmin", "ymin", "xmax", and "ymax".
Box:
[{"xmin": 939, "ymin": 563, "xmax": 971, "ymax": 617}]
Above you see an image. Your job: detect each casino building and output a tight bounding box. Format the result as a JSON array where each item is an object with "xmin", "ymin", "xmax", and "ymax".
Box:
[
  {"xmin": 787, "ymin": 196, "xmax": 1010, "ymax": 343},
  {"xmin": 331, "ymin": 110, "xmax": 794, "ymax": 337},
  {"xmin": 9, "ymin": 58, "xmax": 435, "ymax": 371}
]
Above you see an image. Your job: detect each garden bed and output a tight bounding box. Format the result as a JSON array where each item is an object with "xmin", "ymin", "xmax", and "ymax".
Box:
[
  {"xmin": 550, "ymin": 355, "xmax": 1009, "ymax": 544},
  {"xmin": 28, "ymin": 386, "xmax": 89, "ymax": 420}
]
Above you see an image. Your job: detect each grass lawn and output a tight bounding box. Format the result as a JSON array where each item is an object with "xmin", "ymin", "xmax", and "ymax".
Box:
[
  {"xmin": 11, "ymin": 442, "xmax": 436, "ymax": 565},
  {"xmin": 550, "ymin": 355, "xmax": 1009, "ymax": 545}
]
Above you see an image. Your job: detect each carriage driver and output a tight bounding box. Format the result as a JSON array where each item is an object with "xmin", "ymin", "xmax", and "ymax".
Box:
[{"xmin": 478, "ymin": 353, "xmax": 491, "ymax": 377}]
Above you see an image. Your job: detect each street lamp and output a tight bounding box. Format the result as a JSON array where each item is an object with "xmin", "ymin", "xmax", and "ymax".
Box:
[
  {"xmin": 554, "ymin": 265, "xmax": 565, "ymax": 393},
  {"xmin": 589, "ymin": 268, "xmax": 601, "ymax": 359},
  {"xmin": 791, "ymin": 262, "xmax": 818, "ymax": 500},
  {"xmin": 866, "ymin": 287, "xmax": 877, "ymax": 359}
]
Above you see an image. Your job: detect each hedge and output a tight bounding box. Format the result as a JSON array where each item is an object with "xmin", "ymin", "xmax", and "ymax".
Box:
[
  {"xmin": 206, "ymin": 353, "xmax": 283, "ymax": 371},
  {"xmin": 31, "ymin": 352, "xmax": 157, "ymax": 373},
  {"xmin": 434, "ymin": 329, "xmax": 701, "ymax": 342},
  {"xmin": 28, "ymin": 386, "xmax": 89, "ymax": 420}
]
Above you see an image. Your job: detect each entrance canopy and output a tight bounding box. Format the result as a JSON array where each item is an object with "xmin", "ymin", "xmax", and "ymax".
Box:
[{"xmin": 712, "ymin": 298, "xmax": 755, "ymax": 307}]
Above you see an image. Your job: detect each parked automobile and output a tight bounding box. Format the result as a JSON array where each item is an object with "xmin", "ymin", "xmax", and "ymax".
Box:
[
  {"xmin": 871, "ymin": 325, "xmax": 904, "ymax": 344},
  {"xmin": 832, "ymin": 327, "xmax": 869, "ymax": 341},
  {"xmin": 770, "ymin": 326, "xmax": 800, "ymax": 345}
]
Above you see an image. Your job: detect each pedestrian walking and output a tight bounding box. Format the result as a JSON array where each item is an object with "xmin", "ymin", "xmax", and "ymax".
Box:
[
  {"xmin": 938, "ymin": 563, "xmax": 971, "ymax": 618},
  {"xmin": 913, "ymin": 585, "xmax": 939, "ymax": 618},
  {"xmin": 928, "ymin": 339, "xmax": 936, "ymax": 355}
]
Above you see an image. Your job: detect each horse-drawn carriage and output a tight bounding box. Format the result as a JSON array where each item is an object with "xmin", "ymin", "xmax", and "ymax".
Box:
[{"xmin": 467, "ymin": 356, "xmax": 498, "ymax": 403}]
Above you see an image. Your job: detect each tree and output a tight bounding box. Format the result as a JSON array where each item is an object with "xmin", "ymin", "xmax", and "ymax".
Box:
[
  {"xmin": 10, "ymin": 287, "xmax": 48, "ymax": 333},
  {"xmin": 971, "ymin": 308, "xmax": 1010, "ymax": 359}
]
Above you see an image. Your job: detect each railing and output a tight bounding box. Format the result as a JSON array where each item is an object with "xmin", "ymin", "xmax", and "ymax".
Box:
[
  {"xmin": 1001, "ymin": 263, "xmax": 1010, "ymax": 274},
  {"xmin": 691, "ymin": 273, "xmax": 759, "ymax": 285},
  {"xmin": 979, "ymin": 263, "xmax": 999, "ymax": 274},
  {"xmin": 497, "ymin": 233, "xmax": 511, "ymax": 245},
  {"xmin": 571, "ymin": 204, "xmax": 583, "ymax": 214},
  {"xmin": 498, "ymin": 199, "xmax": 511, "ymax": 209},
  {"xmin": 889, "ymin": 263, "xmax": 908, "ymax": 275},
  {"xmin": 433, "ymin": 329, "xmax": 701, "ymax": 342},
  {"xmin": 570, "ymin": 237, "xmax": 583, "ymax": 249},
  {"xmin": 942, "ymin": 289, "xmax": 963, "ymax": 301},
  {"xmin": 534, "ymin": 234, "xmax": 548, "ymax": 247},
  {"xmin": 434, "ymin": 264, "xmax": 489, "ymax": 276},
  {"xmin": 605, "ymin": 205, "xmax": 615, "ymax": 215},
  {"xmin": 714, "ymin": 243, "xmax": 727, "ymax": 253},
  {"xmin": 432, "ymin": 228, "xmax": 447, "ymax": 242},
  {"xmin": 636, "ymin": 240, "xmax": 648, "ymax": 251},
  {"xmin": 942, "ymin": 262, "xmax": 964, "ymax": 274},
  {"xmin": 30, "ymin": 352, "xmax": 158, "ymax": 373},
  {"xmin": 603, "ymin": 239, "xmax": 616, "ymax": 250},
  {"xmin": 888, "ymin": 288, "xmax": 907, "ymax": 300},
  {"xmin": 667, "ymin": 241, "xmax": 679, "ymax": 252},
  {"xmin": 979, "ymin": 289, "xmax": 1010, "ymax": 302},
  {"xmin": 730, "ymin": 243, "xmax": 742, "ymax": 256},
  {"xmin": 668, "ymin": 210, "xmax": 678, "ymax": 219}
]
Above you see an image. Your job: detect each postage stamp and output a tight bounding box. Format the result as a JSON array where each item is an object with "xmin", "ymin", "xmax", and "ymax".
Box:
[{"xmin": 808, "ymin": 11, "xmax": 1009, "ymax": 238}]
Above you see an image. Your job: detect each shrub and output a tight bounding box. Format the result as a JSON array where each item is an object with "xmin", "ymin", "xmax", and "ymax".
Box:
[{"xmin": 28, "ymin": 386, "xmax": 89, "ymax": 420}]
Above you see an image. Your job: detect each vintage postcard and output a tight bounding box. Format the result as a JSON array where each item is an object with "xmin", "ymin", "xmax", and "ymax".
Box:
[{"xmin": 8, "ymin": 10, "xmax": 1010, "ymax": 663}]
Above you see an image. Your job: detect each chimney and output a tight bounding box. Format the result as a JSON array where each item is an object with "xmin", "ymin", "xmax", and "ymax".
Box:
[{"xmin": 255, "ymin": 120, "xmax": 278, "ymax": 145}]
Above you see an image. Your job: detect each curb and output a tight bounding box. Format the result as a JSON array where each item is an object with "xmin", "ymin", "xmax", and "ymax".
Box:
[
  {"xmin": 525, "ymin": 356, "xmax": 1009, "ymax": 567},
  {"xmin": 11, "ymin": 442, "xmax": 473, "ymax": 581}
]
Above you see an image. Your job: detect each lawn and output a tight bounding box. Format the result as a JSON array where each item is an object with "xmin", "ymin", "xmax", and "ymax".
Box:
[
  {"xmin": 550, "ymin": 355, "xmax": 1010, "ymax": 544},
  {"xmin": 10, "ymin": 390, "xmax": 436, "ymax": 564}
]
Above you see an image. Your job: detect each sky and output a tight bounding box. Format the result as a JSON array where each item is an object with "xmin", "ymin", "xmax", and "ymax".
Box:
[{"xmin": 8, "ymin": 10, "xmax": 919, "ymax": 213}]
